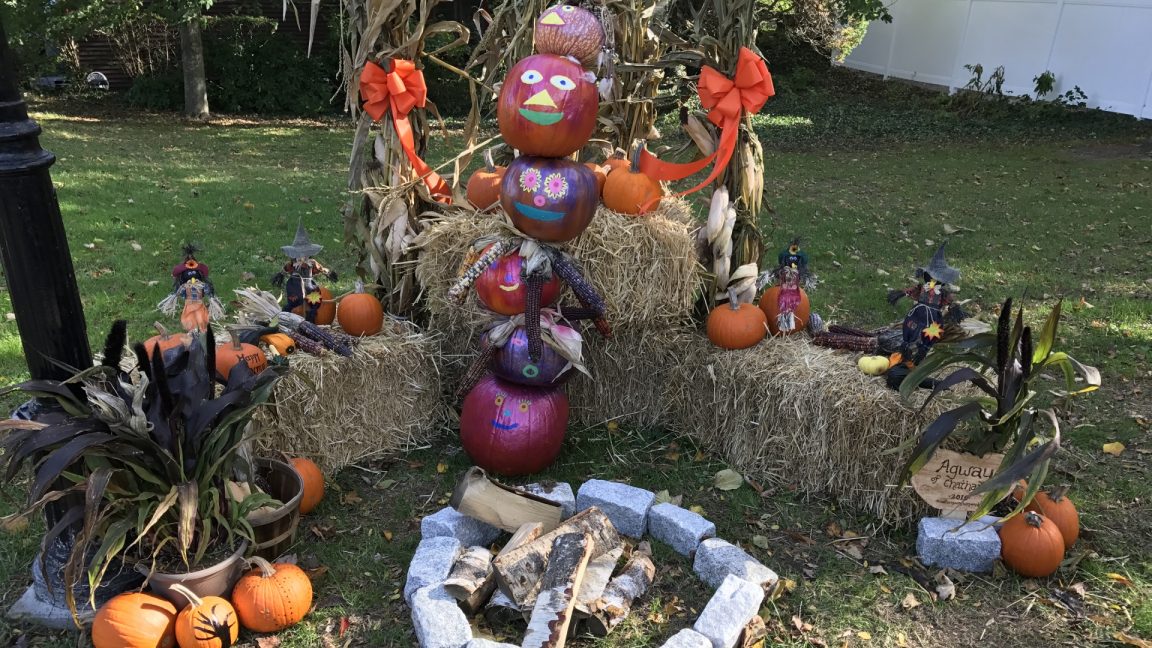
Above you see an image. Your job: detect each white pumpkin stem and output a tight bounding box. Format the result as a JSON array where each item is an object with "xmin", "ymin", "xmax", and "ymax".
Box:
[
  {"xmin": 354, "ymin": 280, "xmax": 366, "ymax": 294},
  {"xmin": 483, "ymin": 148, "xmax": 496, "ymax": 172},
  {"xmin": 168, "ymin": 583, "xmax": 204, "ymax": 609},
  {"xmin": 227, "ymin": 328, "xmax": 243, "ymax": 351},
  {"xmin": 248, "ymin": 555, "xmax": 278, "ymax": 578}
]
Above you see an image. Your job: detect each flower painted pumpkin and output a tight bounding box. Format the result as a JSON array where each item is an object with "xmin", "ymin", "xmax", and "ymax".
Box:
[
  {"xmin": 460, "ymin": 375, "xmax": 568, "ymax": 476},
  {"xmin": 475, "ymin": 247, "xmax": 563, "ymax": 315},
  {"xmin": 485, "ymin": 325, "xmax": 575, "ymax": 387},
  {"xmin": 534, "ymin": 5, "xmax": 605, "ymax": 68},
  {"xmin": 497, "ymin": 54, "xmax": 598, "ymax": 158},
  {"xmin": 501, "ymin": 156, "xmax": 599, "ymax": 242}
]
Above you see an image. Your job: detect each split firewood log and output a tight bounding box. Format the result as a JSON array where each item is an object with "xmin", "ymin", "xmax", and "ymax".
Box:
[
  {"xmin": 587, "ymin": 542, "xmax": 656, "ymax": 637},
  {"xmin": 484, "ymin": 522, "xmax": 543, "ymax": 628},
  {"xmin": 443, "ymin": 545, "xmax": 495, "ymax": 616},
  {"xmin": 522, "ymin": 532, "xmax": 593, "ymax": 648}
]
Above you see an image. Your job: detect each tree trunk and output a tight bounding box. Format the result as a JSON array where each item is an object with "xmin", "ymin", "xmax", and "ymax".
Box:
[{"xmin": 178, "ymin": 17, "xmax": 209, "ymax": 119}]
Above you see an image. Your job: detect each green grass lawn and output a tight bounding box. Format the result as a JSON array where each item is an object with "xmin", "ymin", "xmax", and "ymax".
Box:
[{"xmin": 1, "ymin": 74, "xmax": 1151, "ymax": 647}]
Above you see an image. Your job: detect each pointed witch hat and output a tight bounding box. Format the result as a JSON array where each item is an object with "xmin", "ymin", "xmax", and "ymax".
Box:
[
  {"xmin": 281, "ymin": 220, "xmax": 324, "ymax": 258},
  {"xmin": 915, "ymin": 242, "xmax": 960, "ymax": 285}
]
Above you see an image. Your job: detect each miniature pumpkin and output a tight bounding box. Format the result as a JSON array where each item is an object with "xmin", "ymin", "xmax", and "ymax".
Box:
[
  {"xmin": 497, "ymin": 54, "xmax": 598, "ymax": 158},
  {"xmin": 91, "ymin": 592, "xmax": 177, "ymax": 648},
  {"xmin": 260, "ymin": 332, "xmax": 297, "ymax": 356},
  {"xmin": 501, "ymin": 156, "xmax": 599, "ymax": 242},
  {"xmin": 857, "ymin": 355, "xmax": 890, "ymax": 376},
  {"xmin": 602, "ymin": 143, "xmax": 663, "ymax": 215},
  {"xmin": 485, "ymin": 325, "xmax": 575, "ymax": 387},
  {"xmin": 145, "ymin": 322, "xmax": 188, "ymax": 360},
  {"xmin": 474, "ymin": 247, "xmax": 563, "ymax": 315},
  {"xmin": 290, "ymin": 457, "xmax": 325, "ymax": 514},
  {"xmin": 337, "ymin": 282, "xmax": 384, "ymax": 337},
  {"xmin": 1025, "ymin": 486, "xmax": 1079, "ymax": 548},
  {"xmin": 231, "ymin": 556, "xmax": 313, "ymax": 633},
  {"xmin": 460, "ymin": 375, "xmax": 569, "ymax": 476},
  {"xmin": 215, "ymin": 335, "xmax": 267, "ymax": 381},
  {"xmin": 292, "ymin": 286, "xmax": 335, "ymax": 325},
  {"xmin": 603, "ymin": 148, "xmax": 629, "ymax": 174},
  {"xmin": 466, "ymin": 149, "xmax": 506, "ymax": 211},
  {"xmin": 707, "ymin": 294, "xmax": 768, "ymax": 350},
  {"xmin": 533, "ymin": 4, "xmax": 605, "ymax": 68},
  {"xmin": 759, "ymin": 285, "xmax": 811, "ymax": 336},
  {"xmin": 584, "ymin": 161, "xmax": 608, "ymax": 195},
  {"xmin": 999, "ymin": 510, "xmax": 1065, "ymax": 578},
  {"xmin": 169, "ymin": 584, "xmax": 238, "ymax": 648}
]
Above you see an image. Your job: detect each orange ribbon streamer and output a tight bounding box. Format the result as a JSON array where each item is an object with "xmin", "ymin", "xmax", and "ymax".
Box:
[
  {"xmin": 360, "ymin": 60, "xmax": 452, "ymax": 204},
  {"xmin": 639, "ymin": 47, "xmax": 775, "ymax": 198}
]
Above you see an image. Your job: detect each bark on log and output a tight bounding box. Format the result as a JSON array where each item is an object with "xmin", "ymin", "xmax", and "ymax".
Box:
[
  {"xmin": 522, "ymin": 533, "xmax": 593, "ymax": 648},
  {"xmin": 574, "ymin": 545, "xmax": 624, "ymax": 617},
  {"xmin": 494, "ymin": 507, "xmax": 621, "ymax": 608},
  {"xmin": 587, "ymin": 543, "xmax": 656, "ymax": 637},
  {"xmin": 444, "ymin": 545, "xmax": 495, "ymax": 615},
  {"xmin": 451, "ymin": 466, "xmax": 563, "ymax": 533},
  {"xmin": 483, "ymin": 522, "xmax": 543, "ymax": 628}
]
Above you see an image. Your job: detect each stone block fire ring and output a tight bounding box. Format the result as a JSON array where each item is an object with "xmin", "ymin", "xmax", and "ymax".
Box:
[{"xmin": 404, "ymin": 469, "xmax": 778, "ymax": 648}]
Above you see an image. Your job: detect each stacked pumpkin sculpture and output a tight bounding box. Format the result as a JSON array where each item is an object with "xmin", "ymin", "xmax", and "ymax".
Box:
[{"xmin": 452, "ymin": 5, "xmax": 629, "ymax": 476}]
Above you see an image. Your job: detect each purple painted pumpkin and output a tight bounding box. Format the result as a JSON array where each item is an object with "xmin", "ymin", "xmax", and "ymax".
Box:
[
  {"xmin": 474, "ymin": 246, "xmax": 563, "ymax": 316},
  {"xmin": 497, "ymin": 54, "xmax": 598, "ymax": 158},
  {"xmin": 460, "ymin": 375, "xmax": 568, "ymax": 476},
  {"xmin": 534, "ymin": 5, "xmax": 604, "ymax": 68},
  {"xmin": 484, "ymin": 326, "xmax": 574, "ymax": 387},
  {"xmin": 501, "ymin": 156, "xmax": 598, "ymax": 242}
]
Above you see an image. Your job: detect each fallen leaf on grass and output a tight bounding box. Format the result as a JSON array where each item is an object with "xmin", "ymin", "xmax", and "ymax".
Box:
[
  {"xmin": 935, "ymin": 571, "xmax": 956, "ymax": 601},
  {"xmin": 751, "ymin": 535, "xmax": 770, "ymax": 549},
  {"xmin": 1105, "ymin": 572, "xmax": 1134, "ymax": 587},
  {"xmin": 1102, "ymin": 442, "xmax": 1126, "ymax": 456},
  {"xmin": 341, "ymin": 490, "xmax": 363, "ymax": 505},
  {"xmin": 383, "ymin": 530, "xmax": 394, "ymax": 541},
  {"xmin": 1115, "ymin": 632, "xmax": 1152, "ymax": 648},
  {"xmin": 339, "ymin": 616, "xmax": 351, "ymax": 637},
  {"xmin": 305, "ymin": 565, "xmax": 329, "ymax": 580},
  {"xmin": 901, "ymin": 592, "xmax": 921, "ymax": 610},
  {"xmin": 693, "ymin": 450, "xmax": 706, "ymax": 462},
  {"xmin": 713, "ymin": 468, "xmax": 743, "ymax": 491},
  {"xmin": 825, "ymin": 521, "xmax": 843, "ymax": 537},
  {"xmin": 868, "ymin": 565, "xmax": 887, "ymax": 576},
  {"xmin": 803, "ymin": 563, "xmax": 818, "ymax": 580},
  {"xmin": 688, "ymin": 504, "xmax": 706, "ymax": 515},
  {"xmin": 786, "ymin": 530, "xmax": 816, "ymax": 545},
  {"xmin": 791, "ymin": 615, "xmax": 812, "ymax": 632},
  {"xmin": 1, "ymin": 515, "xmax": 29, "ymax": 534},
  {"xmin": 255, "ymin": 637, "xmax": 282, "ymax": 648},
  {"xmin": 436, "ymin": 461, "xmax": 448, "ymax": 474},
  {"xmin": 374, "ymin": 478, "xmax": 396, "ymax": 490},
  {"xmin": 310, "ymin": 524, "xmax": 335, "ymax": 540},
  {"xmin": 858, "ymin": 630, "xmax": 872, "ymax": 640}
]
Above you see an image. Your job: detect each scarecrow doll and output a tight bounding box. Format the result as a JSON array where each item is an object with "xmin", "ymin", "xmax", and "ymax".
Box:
[
  {"xmin": 158, "ymin": 244, "xmax": 225, "ymax": 332},
  {"xmin": 887, "ymin": 242, "xmax": 966, "ymax": 369},
  {"xmin": 271, "ymin": 221, "xmax": 337, "ymax": 323},
  {"xmin": 757, "ymin": 238, "xmax": 817, "ymax": 334}
]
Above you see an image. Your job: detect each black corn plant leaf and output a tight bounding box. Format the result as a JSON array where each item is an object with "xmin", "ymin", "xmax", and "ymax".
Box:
[
  {"xmin": 900, "ymin": 401, "xmax": 984, "ymax": 483},
  {"xmin": 1020, "ymin": 326, "xmax": 1033, "ymax": 384},
  {"xmin": 995, "ymin": 297, "xmax": 1012, "ymax": 373},
  {"xmin": 133, "ymin": 342, "xmax": 153, "ymax": 381},
  {"xmin": 29, "ymin": 433, "xmax": 114, "ymax": 503},
  {"xmin": 919, "ymin": 367, "xmax": 998, "ymax": 413},
  {"xmin": 101, "ymin": 321, "xmax": 128, "ymax": 371},
  {"xmin": 37, "ymin": 504, "xmax": 84, "ymax": 595}
]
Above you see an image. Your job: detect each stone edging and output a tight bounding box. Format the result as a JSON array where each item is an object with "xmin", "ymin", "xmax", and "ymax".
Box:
[{"xmin": 404, "ymin": 478, "xmax": 781, "ymax": 648}]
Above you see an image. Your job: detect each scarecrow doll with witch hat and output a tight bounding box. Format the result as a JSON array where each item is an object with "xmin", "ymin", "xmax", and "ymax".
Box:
[
  {"xmin": 158, "ymin": 244, "xmax": 225, "ymax": 332},
  {"xmin": 271, "ymin": 220, "xmax": 337, "ymax": 323},
  {"xmin": 887, "ymin": 242, "xmax": 966, "ymax": 370}
]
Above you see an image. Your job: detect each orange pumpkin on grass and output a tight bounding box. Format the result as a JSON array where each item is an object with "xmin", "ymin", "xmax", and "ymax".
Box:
[
  {"xmin": 1013, "ymin": 482, "xmax": 1079, "ymax": 548},
  {"xmin": 231, "ymin": 557, "xmax": 313, "ymax": 633},
  {"xmin": 999, "ymin": 510, "xmax": 1065, "ymax": 578},
  {"xmin": 91, "ymin": 592, "xmax": 177, "ymax": 648},
  {"xmin": 290, "ymin": 457, "xmax": 325, "ymax": 514}
]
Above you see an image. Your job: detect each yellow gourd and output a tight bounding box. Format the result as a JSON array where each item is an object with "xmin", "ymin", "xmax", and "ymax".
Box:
[{"xmin": 857, "ymin": 355, "xmax": 890, "ymax": 376}]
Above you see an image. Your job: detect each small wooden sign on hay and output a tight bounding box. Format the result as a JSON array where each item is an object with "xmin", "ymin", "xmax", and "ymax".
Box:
[{"xmin": 910, "ymin": 449, "xmax": 1004, "ymax": 518}]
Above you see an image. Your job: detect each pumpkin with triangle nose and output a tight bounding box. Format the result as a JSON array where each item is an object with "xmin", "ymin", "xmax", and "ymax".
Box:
[
  {"xmin": 497, "ymin": 54, "xmax": 598, "ymax": 158},
  {"xmin": 534, "ymin": 4, "xmax": 604, "ymax": 68}
]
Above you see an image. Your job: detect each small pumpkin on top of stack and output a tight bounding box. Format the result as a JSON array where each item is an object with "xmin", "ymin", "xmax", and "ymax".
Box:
[{"xmin": 602, "ymin": 142, "xmax": 663, "ymax": 216}]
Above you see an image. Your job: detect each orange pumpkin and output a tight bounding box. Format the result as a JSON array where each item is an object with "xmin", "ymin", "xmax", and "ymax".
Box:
[
  {"xmin": 231, "ymin": 557, "xmax": 313, "ymax": 633},
  {"xmin": 759, "ymin": 286, "xmax": 811, "ymax": 336},
  {"xmin": 260, "ymin": 332, "xmax": 297, "ymax": 356},
  {"xmin": 145, "ymin": 322, "xmax": 188, "ymax": 360},
  {"xmin": 336, "ymin": 282, "xmax": 384, "ymax": 337},
  {"xmin": 467, "ymin": 149, "xmax": 507, "ymax": 211},
  {"xmin": 602, "ymin": 144, "xmax": 663, "ymax": 215},
  {"xmin": 290, "ymin": 457, "xmax": 325, "ymax": 514},
  {"xmin": 91, "ymin": 592, "xmax": 177, "ymax": 648},
  {"xmin": 584, "ymin": 161, "xmax": 608, "ymax": 195},
  {"xmin": 215, "ymin": 335, "xmax": 267, "ymax": 381},
  {"xmin": 999, "ymin": 511, "xmax": 1065, "ymax": 578},
  {"xmin": 292, "ymin": 286, "xmax": 335, "ymax": 325},
  {"xmin": 706, "ymin": 294, "xmax": 768, "ymax": 350},
  {"xmin": 169, "ymin": 584, "xmax": 238, "ymax": 648},
  {"xmin": 603, "ymin": 149, "xmax": 629, "ymax": 174},
  {"xmin": 1025, "ymin": 486, "xmax": 1079, "ymax": 549}
]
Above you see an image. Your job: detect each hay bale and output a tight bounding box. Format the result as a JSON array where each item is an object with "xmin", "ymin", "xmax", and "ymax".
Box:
[
  {"xmin": 252, "ymin": 323, "xmax": 448, "ymax": 473},
  {"xmin": 415, "ymin": 198, "xmax": 702, "ymax": 333},
  {"xmin": 664, "ymin": 334, "xmax": 942, "ymax": 525}
]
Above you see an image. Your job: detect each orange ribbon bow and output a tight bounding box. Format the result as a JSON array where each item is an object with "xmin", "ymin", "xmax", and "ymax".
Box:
[
  {"xmin": 639, "ymin": 47, "xmax": 774, "ymax": 198},
  {"xmin": 360, "ymin": 59, "xmax": 452, "ymax": 204}
]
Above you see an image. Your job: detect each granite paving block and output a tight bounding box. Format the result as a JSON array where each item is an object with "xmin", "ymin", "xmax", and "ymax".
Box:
[
  {"xmin": 576, "ymin": 479, "xmax": 656, "ymax": 537},
  {"xmin": 692, "ymin": 574, "xmax": 765, "ymax": 648},
  {"xmin": 693, "ymin": 538, "xmax": 778, "ymax": 591},
  {"xmin": 648, "ymin": 502, "xmax": 716, "ymax": 556},
  {"xmin": 411, "ymin": 584, "xmax": 472, "ymax": 648},
  {"xmin": 422, "ymin": 506, "xmax": 502, "ymax": 547},
  {"xmin": 917, "ymin": 516, "xmax": 1001, "ymax": 573},
  {"xmin": 404, "ymin": 536, "xmax": 462, "ymax": 604},
  {"xmin": 522, "ymin": 481, "xmax": 576, "ymax": 519}
]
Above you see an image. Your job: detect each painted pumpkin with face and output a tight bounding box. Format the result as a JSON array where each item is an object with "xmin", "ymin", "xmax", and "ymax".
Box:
[
  {"xmin": 484, "ymin": 325, "xmax": 575, "ymax": 387},
  {"xmin": 498, "ymin": 54, "xmax": 598, "ymax": 158},
  {"xmin": 460, "ymin": 375, "xmax": 569, "ymax": 476},
  {"xmin": 501, "ymin": 156, "xmax": 599, "ymax": 242},
  {"xmin": 534, "ymin": 5, "xmax": 605, "ymax": 68},
  {"xmin": 474, "ymin": 247, "xmax": 563, "ymax": 315}
]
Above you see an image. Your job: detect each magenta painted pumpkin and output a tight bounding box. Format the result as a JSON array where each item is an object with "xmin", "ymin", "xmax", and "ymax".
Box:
[
  {"xmin": 460, "ymin": 375, "xmax": 569, "ymax": 476},
  {"xmin": 501, "ymin": 156, "xmax": 599, "ymax": 242},
  {"xmin": 475, "ymin": 247, "xmax": 563, "ymax": 315},
  {"xmin": 497, "ymin": 54, "xmax": 598, "ymax": 158},
  {"xmin": 484, "ymin": 326, "xmax": 574, "ymax": 387},
  {"xmin": 534, "ymin": 5, "xmax": 605, "ymax": 68}
]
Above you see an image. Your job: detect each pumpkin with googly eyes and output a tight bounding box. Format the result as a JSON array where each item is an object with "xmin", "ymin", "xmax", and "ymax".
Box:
[
  {"xmin": 534, "ymin": 4, "xmax": 605, "ymax": 68},
  {"xmin": 501, "ymin": 156, "xmax": 599, "ymax": 242},
  {"xmin": 459, "ymin": 375, "xmax": 569, "ymax": 476},
  {"xmin": 498, "ymin": 54, "xmax": 598, "ymax": 158}
]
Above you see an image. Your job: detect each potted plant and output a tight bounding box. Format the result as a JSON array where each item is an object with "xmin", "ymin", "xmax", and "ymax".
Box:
[
  {"xmin": 0, "ymin": 321, "xmax": 288, "ymax": 615},
  {"xmin": 892, "ymin": 297, "xmax": 1100, "ymax": 519}
]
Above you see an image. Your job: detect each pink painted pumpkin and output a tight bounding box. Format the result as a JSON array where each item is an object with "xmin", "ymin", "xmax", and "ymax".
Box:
[
  {"xmin": 497, "ymin": 54, "xmax": 598, "ymax": 158},
  {"xmin": 500, "ymin": 156, "xmax": 599, "ymax": 242},
  {"xmin": 534, "ymin": 5, "xmax": 605, "ymax": 68},
  {"xmin": 484, "ymin": 325, "xmax": 575, "ymax": 387},
  {"xmin": 459, "ymin": 375, "xmax": 568, "ymax": 476},
  {"xmin": 474, "ymin": 247, "xmax": 563, "ymax": 315}
]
